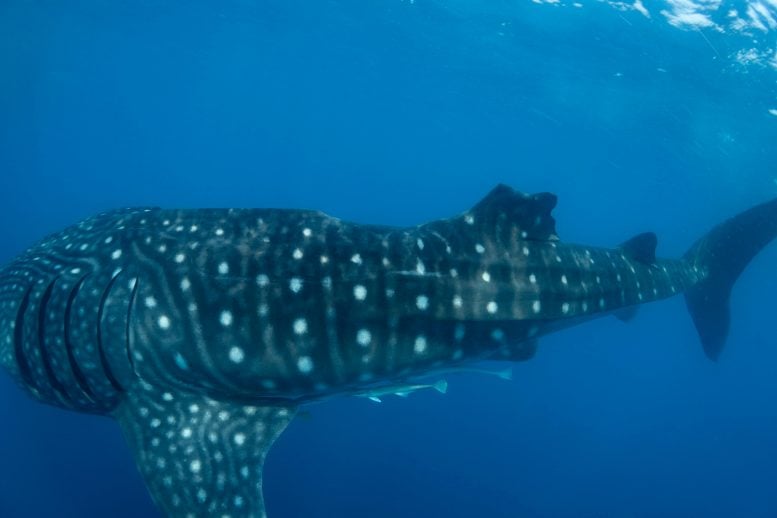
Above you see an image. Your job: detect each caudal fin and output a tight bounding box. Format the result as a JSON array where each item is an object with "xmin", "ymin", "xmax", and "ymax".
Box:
[
  {"xmin": 433, "ymin": 379, "xmax": 448, "ymax": 394},
  {"xmin": 684, "ymin": 198, "xmax": 777, "ymax": 360}
]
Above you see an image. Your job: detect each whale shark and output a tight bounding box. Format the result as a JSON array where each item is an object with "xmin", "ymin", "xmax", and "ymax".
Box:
[{"xmin": 1, "ymin": 184, "xmax": 775, "ymax": 517}]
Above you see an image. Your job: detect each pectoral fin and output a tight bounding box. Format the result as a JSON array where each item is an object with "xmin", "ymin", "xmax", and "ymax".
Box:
[{"xmin": 114, "ymin": 384, "xmax": 295, "ymax": 518}]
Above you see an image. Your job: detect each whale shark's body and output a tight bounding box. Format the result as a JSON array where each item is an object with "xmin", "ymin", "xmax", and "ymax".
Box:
[{"xmin": 1, "ymin": 185, "xmax": 775, "ymax": 517}]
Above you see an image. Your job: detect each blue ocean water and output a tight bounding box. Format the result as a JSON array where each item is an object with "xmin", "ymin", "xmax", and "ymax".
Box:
[{"xmin": 1, "ymin": 0, "xmax": 777, "ymax": 516}]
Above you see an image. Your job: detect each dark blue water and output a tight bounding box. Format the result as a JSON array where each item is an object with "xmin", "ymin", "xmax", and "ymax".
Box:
[{"xmin": 2, "ymin": 0, "xmax": 777, "ymax": 516}]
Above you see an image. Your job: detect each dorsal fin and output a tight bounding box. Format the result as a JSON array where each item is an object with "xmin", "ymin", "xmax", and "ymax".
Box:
[
  {"xmin": 619, "ymin": 232, "xmax": 657, "ymax": 264},
  {"xmin": 468, "ymin": 184, "xmax": 559, "ymax": 241},
  {"xmin": 419, "ymin": 184, "xmax": 559, "ymax": 248}
]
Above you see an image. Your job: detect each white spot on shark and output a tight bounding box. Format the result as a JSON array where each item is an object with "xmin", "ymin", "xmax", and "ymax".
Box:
[
  {"xmin": 220, "ymin": 311, "xmax": 233, "ymax": 327},
  {"xmin": 297, "ymin": 356, "xmax": 314, "ymax": 373},
  {"xmin": 414, "ymin": 335, "xmax": 428, "ymax": 354},
  {"xmin": 356, "ymin": 329, "xmax": 372, "ymax": 346},
  {"xmin": 293, "ymin": 318, "xmax": 308, "ymax": 335},
  {"xmin": 174, "ymin": 353, "xmax": 189, "ymax": 370},
  {"xmin": 229, "ymin": 347, "xmax": 245, "ymax": 363},
  {"xmin": 158, "ymin": 315, "xmax": 171, "ymax": 329}
]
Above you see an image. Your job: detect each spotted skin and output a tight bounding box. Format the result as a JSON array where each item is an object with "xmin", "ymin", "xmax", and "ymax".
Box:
[
  {"xmin": 0, "ymin": 185, "xmax": 775, "ymax": 517},
  {"xmin": 116, "ymin": 384, "xmax": 293, "ymax": 518}
]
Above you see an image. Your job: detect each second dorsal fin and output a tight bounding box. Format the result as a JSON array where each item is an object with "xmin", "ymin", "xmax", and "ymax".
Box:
[{"xmin": 619, "ymin": 232, "xmax": 657, "ymax": 264}]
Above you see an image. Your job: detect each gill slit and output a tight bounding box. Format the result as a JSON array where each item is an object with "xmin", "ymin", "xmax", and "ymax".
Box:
[
  {"xmin": 37, "ymin": 278, "xmax": 73, "ymax": 404},
  {"xmin": 125, "ymin": 276, "xmax": 140, "ymax": 377},
  {"xmin": 13, "ymin": 287, "xmax": 36, "ymax": 390},
  {"xmin": 96, "ymin": 273, "xmax": 125, "ymax": 392},
  {"xmin": 64, "ymin": 276, "xmax": 97, "ymax": 401}
]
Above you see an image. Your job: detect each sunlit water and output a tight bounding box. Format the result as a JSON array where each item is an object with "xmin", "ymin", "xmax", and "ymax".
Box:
[{"xmin": 1, "ymin": 1, "xmax": 776, "ymax": 516}]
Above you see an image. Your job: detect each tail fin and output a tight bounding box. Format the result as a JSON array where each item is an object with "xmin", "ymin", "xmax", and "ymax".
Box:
[
  {"xmin": 433, "ymin": 379, "xmax": 448, "ymax": 394},
  {"xmin": 684, "ymin": 198, "xmax": 777, "ymax": 360},
  {"xmin": 497, "ymin": 367, "xmax": 513, "ymax": 381}
]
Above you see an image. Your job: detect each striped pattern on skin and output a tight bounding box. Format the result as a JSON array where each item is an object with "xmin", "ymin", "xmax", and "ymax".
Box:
[{"xmin": 2, "ymin": 184, "xmax": 776, "ymax": 517}]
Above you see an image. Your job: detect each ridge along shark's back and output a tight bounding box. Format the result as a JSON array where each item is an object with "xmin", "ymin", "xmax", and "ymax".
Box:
[{"xmin": 1, "ymin": 184, "xmax": 776, "ymax": 517}]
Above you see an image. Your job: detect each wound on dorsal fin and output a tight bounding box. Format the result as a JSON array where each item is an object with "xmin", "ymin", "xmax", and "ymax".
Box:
[
  {"xmin": 468, "ymin": 184, "xmax": 559, "ymax": 241},
  {"xmin": 619, "ymin": 232, "xmax": 657, "ymax": 264},
  {"xmin": 115, "ymin": 385, "xmax": 295, "ymax": 518},
  {"xmin": 416, "ymin": 185, "xmax": 559, "ymax": 255}
]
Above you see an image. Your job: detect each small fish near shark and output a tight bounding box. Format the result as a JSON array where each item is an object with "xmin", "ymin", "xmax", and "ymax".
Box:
[
  {"xmin": 1, "ymin": 184, "xmax": 776, "ymax": 517},
  {"xmin": 356, "ymin": 378, "xmax": 448, "ymax": 403}
]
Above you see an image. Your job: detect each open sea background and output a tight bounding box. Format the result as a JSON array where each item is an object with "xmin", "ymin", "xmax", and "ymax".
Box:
[{"xmin": 1, "ymin": 0, "xmax": 777, "ymax": 516}]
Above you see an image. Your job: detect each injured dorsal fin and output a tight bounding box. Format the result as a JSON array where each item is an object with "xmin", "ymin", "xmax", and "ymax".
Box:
[
  {"xmin": 619, "ymin": 232, "xmax": 657, "ymax": 264},
  {"xmin": 114, "ymin": 384, "xmax": 295, "ymax": 518},
  {"xmin": 420, "ymin": 184, "xmax": 559, "ymax": 246},
  {"xmin": 467, "ymin": 184, "xmax": 559, "ymax": 241}
]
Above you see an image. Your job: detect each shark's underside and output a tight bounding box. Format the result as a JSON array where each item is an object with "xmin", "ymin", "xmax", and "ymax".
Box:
[{"xmin": 1, "ymin": 185, "xmax": 775, "ymax": 517}]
